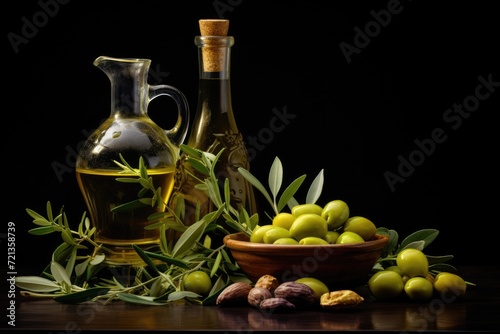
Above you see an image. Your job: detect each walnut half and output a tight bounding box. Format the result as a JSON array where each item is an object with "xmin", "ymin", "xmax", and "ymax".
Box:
[{"xmin": 320, "ymin": 290, "xmax": 364, "ymax": 310}]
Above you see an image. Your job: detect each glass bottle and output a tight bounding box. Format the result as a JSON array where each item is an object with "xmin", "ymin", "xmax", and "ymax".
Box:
[
  {"xmin": 169, "ymin": 20, "xmax": 258, "ymax": 236},
  {"xmin": 76, "ymin": 56, "xmax": 190, "ymax": 265}
]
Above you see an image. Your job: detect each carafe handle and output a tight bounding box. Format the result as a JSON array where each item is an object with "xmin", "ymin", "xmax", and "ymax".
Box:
[{"xmin": 148, "ymin": 85, "xmax": 190, "ymax": 147}]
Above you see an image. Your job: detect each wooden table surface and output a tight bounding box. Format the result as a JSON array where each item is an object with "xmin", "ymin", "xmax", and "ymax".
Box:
[{"xmin": 5, "ymin": 265, "xmax": 499, "ymax": 332}]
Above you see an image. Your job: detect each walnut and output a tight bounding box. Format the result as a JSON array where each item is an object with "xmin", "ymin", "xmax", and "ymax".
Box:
[
  {"xmin": 320, "ymin": 290, "xmax": 364, "ymax": 310},
  {"xmin": 255, "ymin": 274, "xmax": 279, "ymax": 293}
]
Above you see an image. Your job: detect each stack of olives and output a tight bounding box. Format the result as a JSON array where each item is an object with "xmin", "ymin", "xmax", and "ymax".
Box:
[
  {"xmin": 368, "ymin": 248, "xmax": 468, "ymax": 301},
  {"xmin": 250, "ymin": 200, "xmax": 377, "ymax": 245}
]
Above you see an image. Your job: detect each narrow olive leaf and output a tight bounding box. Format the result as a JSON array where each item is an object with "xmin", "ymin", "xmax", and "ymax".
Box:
[
  {"xmin": 117, "ymin": 293, "xmax": 167, "ymax": 305},
  {"xmin": 180, "ymin": 144, "xmax": 202, "ymax": 159},
  {"xmin": 139, "ymin": 156, "xmax": 148, "ymax": 179},
  {"xmin": 111, "ymin": 199, "xmax": 146, "ymax": 213},
  {"xmin": 31, "ymin": 218, "xmax": 51, "ymax": 226},
  {"xmin": 51, "ymin": 261, "xmax": 72, "ymax": 287},
  {"xmin": 65, "ymin": 246, "xmax": 77, "ymax": 277},
  {"xmin": 400, "ymin": 240, "xmax": 425, "ymax": 252},
  {"xmin": 54, "ymin": 287, "xmax": 111, "ymax": 304},
  {"xmin": 287, "ymin": 197, "xmax": 299, "ymax": 210},
  {"xmin": 238, "ymin": 167, "xmax": 273, "ymax": 209},
  {"xmin": 142, "ymin": 251, "xmax": 190, "ymax": 269},
  {"xmin": 28, "ymin": 226, "xmax": 56, "ymax": 235},
  {"xmin": 268, "ymin": 157, "xmax": 283, "ymax": 202},
  {"xmin": 114, "ymin": 177, "xmax": 140, "ymax": 183},
  {"xmin": 305, "ymin": 169, "xmax": 324, "ymax": 204},
  {"xmin": 277, "ymin": 174, "xmax": 307, "ymax": 213},
  {"xmin": 224, "ymin": 178, "xmax": 231, "ymax": 213},
  {"xmin": 429, "ymin": 263, "xmax": 457, "ymax": 273},
  {"xmin": 75, "ymin": 258, "xmax": 90, "ymax": 277},
  {"xmin": 132, "ymin": 244, "xmax": 159, "ymax": 274},
  {"xmin": 61, "ymin": 228, "xmax": 76, "ymax": 245},
  {"xmin": 15, "ymin": 276, "xmax": 60, "ymax": 292},
  {"xmin": 188, "ymin": 157, "xmax": 210, "ymax": 175},
  {"xmin": 26, "ymin": 207, "xmax": 46, "ymax": 220},
  {"xmin": 46, "ymin": 201, "xmax": 54, "ymax": 221},
  {"xmin": 84, "ymin": 216, "xmax": 90, "ymax": 231},
  {"xmin": 211, "ymin": 251, "xmax": 223, "ymax": 278},
  {"xmin": 168, "ymin": 291, "xmax": 201, "ymax": 301},
  {"xmin": 52, "ymin": 242, "xmax": 73, "ymax": 263},
  {"xmin": 172, "ymin": 219, "xmax": 206, "ymax": 258},
  {"xmin": 400, "ymin": 229, "xmax": 439, "ymax": 249},
  {"xmin": 426, "ymin": 254, "xmax": 454, "ymax": 265},
  {"xmin": 90, "ymin": 254, "xmax": 106, "ymax": 265}
]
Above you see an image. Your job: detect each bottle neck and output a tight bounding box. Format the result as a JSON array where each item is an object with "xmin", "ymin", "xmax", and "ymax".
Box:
[
  {"xmin": 188, "ymin": 36, "xmax": 238, "ymax": 146},
  {"xmin": 195, "ymin": 36, "xmax": 234, "ymax": 80}
]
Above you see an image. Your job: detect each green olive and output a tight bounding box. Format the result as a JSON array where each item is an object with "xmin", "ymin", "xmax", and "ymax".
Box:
[
  {"xmin": 404, "ymin": 276, "xmax": 434, "ymax": 302},
  {"xmin": 368, "ymin": 270, "xmax": 404, "ymax": 301},
  {"xmin": 335, "ymin": 231, "xmax": 364, "ymax": 244},
  {"xmin": 291, "ymin": 203, "xmax": 323, "ymax": 217},
  {"xmin": 396, "ymin": 248, "xmax": 429, "ymax": 278},
  {"xmin": 272, "ymin": 212, "xmax": 296, "ymax": 230},
  {"xmin": 385, "ymin": 265, "xmax": 404, "ymax": 277},
  {"xmin": 289, "ymin": 213, "xmax": 328, "ymax": 241},
  {"xmin": 183, "ymin": 270, "xmax": 213, "ymax": 296},
  {"xmin": 298, "ymin": 236, "xmax": 329, "ymax": 245},
  {"xmin": 295, "ymin": 277, "xmax": 329, "ymax": 298},
  {"xmin": 250, "ymin": 225, "xmax": 275, "ymax": 243},
  {"xmin": 343, "ymin": 216, "xmax": 377, "ymax": 241},
  {"xmin": 320, "ymin": 199, "xmax": 350, "ymax": 230},
  {"xmin": 325, "ymin": 231, "xmax": 340, "ymax": 244},
  {"xmin": 273, "ymin": 237, "xmax": 299, "ymax": 245},
  {"xmin": 433, "ymin": 272, "xmax": 467, "ymax": 298},
  {"xmin": 263, "ymin": 226, "xmax": 292, "ymax": 244}
]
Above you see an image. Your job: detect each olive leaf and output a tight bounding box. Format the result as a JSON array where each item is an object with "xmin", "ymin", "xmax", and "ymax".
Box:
[
  {"xmin": 15, "ymin": 276, "xmax": 60, "ymax": 293},
  {"xmin": 171, "ymin": 219, "xmax": 207, "ymax": 258},
  {"xmin": 53, "ymin": 287, "xmax": 111, "ymax": 304},
  {"xmin": 305, "ymin": 169, "xmax": 324, "ymax": 204},
  {"xmin": 117, "ymin": 293, "xmax": 167, "ymax": 306},
  {"xmin": 268, "ymin": 157, "xmax": 283, "ymax": 209}
]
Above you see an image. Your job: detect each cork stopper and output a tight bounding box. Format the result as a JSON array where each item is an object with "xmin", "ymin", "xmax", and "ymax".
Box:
[
  {"xmin": 198, "ymin": 19, "xmax": 230, "ymax": 72},
  {"xmin": 199, "ymin": 19, "xmax": 229, "ymax": 36}
]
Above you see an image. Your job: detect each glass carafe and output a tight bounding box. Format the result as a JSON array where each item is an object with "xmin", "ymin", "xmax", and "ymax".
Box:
[{"xmin": 76, "ymin": 56, "xmax": 190, "ymax": 265}]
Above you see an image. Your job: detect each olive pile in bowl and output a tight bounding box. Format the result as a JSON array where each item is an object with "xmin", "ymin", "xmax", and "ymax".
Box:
[{"xmin": 223, "ymin": 200, "xmax": 389, "ymax": 288}]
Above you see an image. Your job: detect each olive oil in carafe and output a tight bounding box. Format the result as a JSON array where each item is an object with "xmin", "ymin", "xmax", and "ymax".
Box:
[{"xmin": 76, "ymin": 168, "xmax": 175, "ymax": 264}]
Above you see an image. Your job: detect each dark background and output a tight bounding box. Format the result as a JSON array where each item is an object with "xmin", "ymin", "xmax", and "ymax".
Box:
[{"xmin": 3, "ymin": 0, "xmax": 498, "ymax": 276}]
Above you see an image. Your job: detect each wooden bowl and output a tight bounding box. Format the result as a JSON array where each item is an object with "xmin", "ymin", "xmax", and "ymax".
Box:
[{"xmin": 223, "ymin": 232, "xmax": 389, "ymax": 289}]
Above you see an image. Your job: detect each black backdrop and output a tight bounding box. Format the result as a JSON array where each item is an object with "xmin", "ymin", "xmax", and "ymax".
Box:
[{"xmin": 4, "ymin": 0, "xmax": 498, "ymax": 275}]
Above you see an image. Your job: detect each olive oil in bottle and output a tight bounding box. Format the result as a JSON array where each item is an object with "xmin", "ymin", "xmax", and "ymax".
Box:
[{"xmin": 169, "ymin": 19, "xmax": 258, "ymax": 235}]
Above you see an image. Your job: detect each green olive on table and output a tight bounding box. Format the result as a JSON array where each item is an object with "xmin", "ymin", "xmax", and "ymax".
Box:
[
  {"xmin": 368, "ymin": 270, "xmax": 404, "ymax": 301},
  {"xmin": 396, "ymin": 248, "xmax": 429, "ymax": 278},
  {"xmin": 433, "ymin": 272, "xmax": 467, "ymax": 298},
  {"xmin": 295, "ymin": 277, "xmax": 329, "ymax": 298},
  {"xmin": 291, "ymin": 203, "xmax": 323, "ymax": 217},
  {"xmin": 404, "ymin": 276, "xmax": 434, "ymax": 302},
  {"xmin": 320, "ymin": 199, "xmax": 350, "ymax": 230},
  {"xmin": 343, "ymin": 216, "xmax": 377, "ymax": 241},
  {"xmin": 183, "ymin": 270, "xmax": 213, "ymax": 296},
  {"xmin": 289, "ymin": 213, "xmax": 328, "ymax": 241}
]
